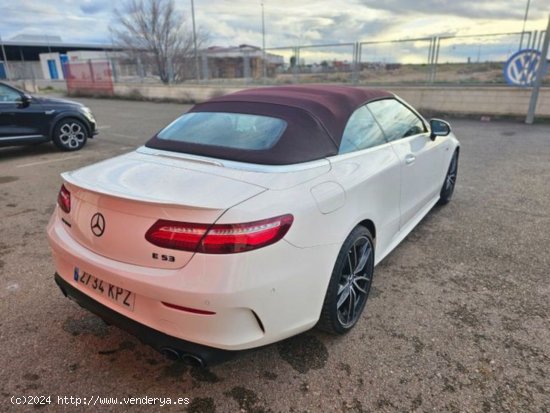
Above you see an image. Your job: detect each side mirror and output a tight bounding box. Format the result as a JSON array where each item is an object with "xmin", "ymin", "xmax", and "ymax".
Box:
[
  {"xmin": 17, "ymin": 93, "xmax": 32, "ymax": 108},
  {"xmin": 429, "ymin": 118, "xmax": 451, "ymax": 140}
]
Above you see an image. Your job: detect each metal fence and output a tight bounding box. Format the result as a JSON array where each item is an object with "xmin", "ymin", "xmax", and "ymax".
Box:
[
  {"xmin": 358, "ymin": 37, "xmax": 434, "ymax": 84},
  {"xmin": 152, "ymin": 29, "xmax": 548, "ymax": 86},
  {"xmin": 269, "ymin": 30, "xmax": 548, "ymax": 86},
  {"xmin": 5, "ymin": 29, "xmax": 547, "ymax": 88},
  {"xmin": 65, "ymin": 61, "xmax": 113, "ymax": 95}
]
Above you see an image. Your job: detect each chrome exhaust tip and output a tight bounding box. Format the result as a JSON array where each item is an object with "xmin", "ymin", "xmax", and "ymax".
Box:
[
  {"xmin": 160, "ymin": 347, "xmax": 180, "ymax": 361},
  {"xmin": 181, "ymin": 353, "xmax": 205, "ymax": 368}
]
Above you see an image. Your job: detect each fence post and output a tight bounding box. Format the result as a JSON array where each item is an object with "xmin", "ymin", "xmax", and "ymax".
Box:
[
  {"xmin": 432, "ymin": 37, "xmax": 441, "ymax": 83},
  {"xmin": 426, "ymin": 37, "xmax": 434, "ymax": 84},
  {"xmin": 88, "ymin": 59, "xmax": 95, "ymax": 83},
  {"xmin": 110, "ymin": 58, "xmax": 118, "ymax": 83},
  {"xmin": 531, "ymin": 31, "xmax": 538, "ymax": 50},
  {"xmin": 357, "ymin": 42, "xmax": 362, "ymax": 84},
  {"xmin": 243, "ymin": 51, "xmax": 250, "ymax": 84},
  {"xmin": 201, "ymin": 53, "xmax": 209, "ymax": 81},
  {"xmin": 352, "ymin": 42, "xmax": 359, "ymax": 85},
  {"xmin": 526, "ymin": 14, "xmax": 550, "ymax": 124},
  {"xmin": 65, "ymin": 61, "xmax": 72, "ymax": 94},
  {"xmin": 167, "ymin": 56, "xmax": 174, "ymax": 84},
  {"xmin": 518, "ymin": 30, "xmax": 533, "ymax": 52},
  {"xmin": 427, "ymin": 36, "xmax": 440, "ymax": 84},
  {"xmin": 137, "ymin": 55, "xmax": 143, "ymax": 81},
  {"xmin": 296, "ymin": 47, "xmax": 300, "ymax": 83},
  {"xmin": 291, "ymin": 47, "xmax": 298, "ymax": 83},
  {"xmin": 30, "ymin": 62, "xmax": 36, "ymax": 92}
]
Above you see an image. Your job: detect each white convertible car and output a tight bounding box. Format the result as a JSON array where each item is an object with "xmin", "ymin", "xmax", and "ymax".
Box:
[{"xmin": 47, "ymin": 85, "xmax": 459, "ymax": 365}]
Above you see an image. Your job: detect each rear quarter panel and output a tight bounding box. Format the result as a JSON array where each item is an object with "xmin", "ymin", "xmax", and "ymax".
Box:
[{"xmin": 220, "ymin": 142, "xmax": 401, "ymax": 265}]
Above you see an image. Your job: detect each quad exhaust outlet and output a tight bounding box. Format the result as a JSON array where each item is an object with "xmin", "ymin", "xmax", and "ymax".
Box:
[{"xmin": 160, "ymin": 347, "xmax": 205, "ymax": 367}]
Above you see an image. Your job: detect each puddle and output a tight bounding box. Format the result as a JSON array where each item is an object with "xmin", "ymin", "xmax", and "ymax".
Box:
[
  {"xmin": 0, "ymin": 176, "xmax": 19, "ymax": 184},
  {"xmin": 277, "ymin": 333, "xmax": 328, "ymax": 373}
]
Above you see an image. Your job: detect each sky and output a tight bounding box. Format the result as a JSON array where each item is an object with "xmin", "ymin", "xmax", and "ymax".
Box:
[{"xmin": 0, "ymin": 0, "xmax": 548, "ymax": 63}]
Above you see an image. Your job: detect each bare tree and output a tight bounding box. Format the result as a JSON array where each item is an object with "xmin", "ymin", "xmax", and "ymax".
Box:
[{"xmin": 111, "ymin": 0, "xmax": 207, "ymax": 83}]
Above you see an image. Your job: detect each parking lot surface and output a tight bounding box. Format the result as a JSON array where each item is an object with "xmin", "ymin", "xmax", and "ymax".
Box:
[{"xmin": 1, "ymin": 97, "xmax": 549, "ymax": 412}]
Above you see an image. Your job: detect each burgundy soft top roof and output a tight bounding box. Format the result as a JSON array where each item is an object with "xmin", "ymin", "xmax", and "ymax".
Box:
[{"xmin": 146, "ymin": 85, "xmax": 393, "ymax": 165}]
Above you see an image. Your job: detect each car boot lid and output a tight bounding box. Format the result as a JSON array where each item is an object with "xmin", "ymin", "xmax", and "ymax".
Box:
[
  {"xmin": 62, "ymin": 151, "xmax": 267, "ymax": 210},
  {"xmin": 136, "ymin": 146, "xmax": 331, "ymax": 190}
]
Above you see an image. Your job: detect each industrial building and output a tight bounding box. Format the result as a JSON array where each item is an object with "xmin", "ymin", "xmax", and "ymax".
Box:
[
  {"xmin": 202, "ymin": 44, "xmax": 284, "ymax": 79},
  {"xmin": 0, "ymin": 34, "xmax": 116, "ymax": 80},
  {"xmin": 0, "ymin": 35, "xmax": 284, "ymax": 82}
]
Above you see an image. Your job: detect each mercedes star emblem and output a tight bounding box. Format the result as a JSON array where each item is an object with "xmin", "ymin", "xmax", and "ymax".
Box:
[{"xmin": 90, "ymin": 213, "xmax": 106, "ymax": 237}]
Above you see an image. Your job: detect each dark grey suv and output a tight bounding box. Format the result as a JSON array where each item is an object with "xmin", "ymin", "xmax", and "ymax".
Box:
[{"xmin": 0, "ymin": 82, "xmax": 97, "ymax": 151}]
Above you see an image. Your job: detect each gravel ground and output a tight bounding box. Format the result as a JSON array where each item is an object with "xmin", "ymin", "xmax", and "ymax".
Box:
[{"xmin": 0, "ymin": 97, "xmax": 549, "ymax": 413}]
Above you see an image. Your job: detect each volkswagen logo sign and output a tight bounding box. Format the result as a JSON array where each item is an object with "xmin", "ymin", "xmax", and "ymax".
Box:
[
  {"xmin": 503, "ymin": 49, "xmax": 547, "ymax": 86},
  {"xmin": 90, "ymin": 213, "xmax": 106, "ymax": 237}
]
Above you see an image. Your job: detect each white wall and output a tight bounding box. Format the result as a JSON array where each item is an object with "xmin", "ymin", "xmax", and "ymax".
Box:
[
  {"xmin": 112, "ymin": 84, "xmax": 550, "ymax": 118},
  {"xmin": 39, "ymin": 53, "xmax": 64, "ymax": 80},
  {"xmin": 67, "ymin": 50, "xmax": 111, "ymax": 61}
]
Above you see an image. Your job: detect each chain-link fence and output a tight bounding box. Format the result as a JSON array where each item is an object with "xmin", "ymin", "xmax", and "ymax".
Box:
[
  {"xmin": 358, "ymin": 37, "xmax": 434, "ymax": 85},
  {"xmin": 435, "ymin": 32, "xmax": 523, "ymax": 84},
  {"xmin": 101, "ymin": 29, "xmax": 546, "ymax": 86},
  {"xmin": 271, "ymin": 43, "xmax": 357, "ymax": 84},
  {"xmin": 6, "ymin": 29, "xmax": 547, "ymax": 89}
]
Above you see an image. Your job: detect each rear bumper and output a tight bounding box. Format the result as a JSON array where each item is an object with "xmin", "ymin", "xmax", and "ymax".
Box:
[
  {"xmin": 51, "ymin": 236, "xmax": 299, "ymax": 351},
  {"xmin": 54, "ymin": 273, "xmax": 236, "ymax": 365},
  {"xmin": 47, "ymin": 208, "xmax": 340, "ymax": 352}
]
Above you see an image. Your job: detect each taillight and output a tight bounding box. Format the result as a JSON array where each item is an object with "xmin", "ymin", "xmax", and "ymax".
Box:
[
  {"xmin": 145, "ymin": 221, "xmax": 208, "ymax": 251},
  {"xmin": 145, "ymin": 214, "xmax": 293, "ymax": 254},
  {"xmin": 57, "ymin": 184, "xmax": 71, "ymax": 213},
  {"xmin": 200, "ymin": 215, "xmax": 294, "ymax": 253}
]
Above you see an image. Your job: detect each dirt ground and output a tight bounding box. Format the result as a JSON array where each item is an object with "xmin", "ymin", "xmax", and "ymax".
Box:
[{"xmin": 0, "ymin": 97, "xmax": 548, "ymax": 412}]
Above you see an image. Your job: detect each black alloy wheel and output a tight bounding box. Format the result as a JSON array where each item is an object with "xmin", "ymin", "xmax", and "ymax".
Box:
[
  {"xmin": 317, "ymin": 226, "xmax": 375, "ymax": 334},
  {"xmin": 438, "ymin": 151, "xmax": 459, "ymax": 205}
]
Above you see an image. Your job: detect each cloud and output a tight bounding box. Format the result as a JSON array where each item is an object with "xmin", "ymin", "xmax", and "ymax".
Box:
[
  {"xmin": 357, "ymin": 0, "xmax": 537, "ymax": 20},
  {"xmin": 0, "ymin": 0, "xmax": 113, "ymax": 43},
  {"xmin": 79, "ymin": 0, "xmax": 111, "ymax": 15},
  {"xmin": 0, "ymin": 0, "xmax": 547, "ymax": 50}
]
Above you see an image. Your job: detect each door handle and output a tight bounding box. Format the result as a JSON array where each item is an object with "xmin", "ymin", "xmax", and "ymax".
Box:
[{"xmin": 405, "ymin": 154, "xmax": 416, "ymax": 164}]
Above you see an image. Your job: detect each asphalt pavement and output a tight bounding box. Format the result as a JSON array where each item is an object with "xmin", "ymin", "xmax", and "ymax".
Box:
[{"xmin": 0, "ymin": 97, "xmax": 549, "ymax": 412}]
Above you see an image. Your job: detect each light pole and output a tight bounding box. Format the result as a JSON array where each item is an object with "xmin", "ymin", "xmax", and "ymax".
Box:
[
  {"xmin": 190, "ymin": 0, "xmax": 200, "ymax": 82},
  {"xmin": 261, "ymin": 2, "xmax": 267, "ymax": 82},
  {"xmin": 522, "ymin": 0, "xmax": 531, "ymax": 34},
  {"xmin": 519, "ymin": 0, "xmax": 531, "ymax": 49},
  {"xmin": 526, "ymin": 14, "xmax": 550, "ymax": 124}
]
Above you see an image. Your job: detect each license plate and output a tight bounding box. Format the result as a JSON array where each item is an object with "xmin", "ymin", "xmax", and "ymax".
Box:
[{"xmin": 73, "ymin": 267, "xmax": 135, "ymax": 311}]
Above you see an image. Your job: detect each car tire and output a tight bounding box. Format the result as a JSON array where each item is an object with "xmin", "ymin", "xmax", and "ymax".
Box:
[
  {"xmin": 437, "ymin": 150, "xmax": 459, "ymax": 205},
  {"xmin": 52, "ymin": 118, "xmax": 88, "ymax": 151},
  {"xmin": 317, "ymin": 226, "xmax": 375, "ymax": 335}
]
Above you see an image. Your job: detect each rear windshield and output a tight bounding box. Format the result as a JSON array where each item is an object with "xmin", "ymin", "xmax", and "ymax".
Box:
[{"xmin": 156, "ymin": 112, "xmax": 287, "ymax": 151}]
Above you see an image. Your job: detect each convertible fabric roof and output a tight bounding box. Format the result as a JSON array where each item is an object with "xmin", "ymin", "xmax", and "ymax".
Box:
[{"xmin": 146, "ymin": 85, "xmax": 393, "ymax": 165}]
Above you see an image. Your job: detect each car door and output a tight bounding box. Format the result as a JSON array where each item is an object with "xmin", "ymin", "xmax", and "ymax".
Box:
[
  {"xmin": 331, "ymin": 105, "xmax": 401, "ymax": 257},
  {"xmin": 0, "ymin": 83, "xmax": 47, "ymax": 140},
  {"xmin": 368, "ymin": 98, "xmax": 443, "ymax": 229}
]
